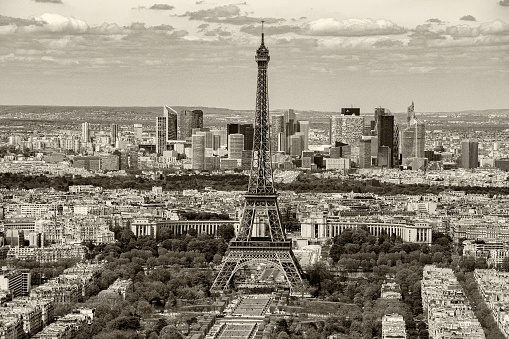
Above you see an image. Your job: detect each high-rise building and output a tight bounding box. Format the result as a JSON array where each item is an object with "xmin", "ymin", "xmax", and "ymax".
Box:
[
  {"xmin": 289, "ymin": 134, "xmax": 303, "ymax": 157},
  {"xmin": 271, "ymin": 115, "xmax": 285, "ymax": 153},
  {"xmin": 376, "ymin": 108, "xmax": 396, "ymax": 167},
  {"xmin": 228, "ymin": 133, "xmax": 244, "ymax": 160},
  {"xmin": 329, "ymin": 110, "xmax": 364, "ymax": 148},
  {"xmin": 227, "ymin": 124, "xmax": 254, "ymax": 150},
  {"xmin": 461, "ymin": 140, "xmax": 479, "ymax": 169},
  {"xmin": 81, "ymin": 122, "xmax": 90, "ymax": 143},
  {"xmin": 401, "ymin": 102, "xmax": 425, "ymax": 166},
  {"xmin": 284, "ymin": 109, "xmax": 298, "ymax": 153},
  {"xmin": 359, "ymin": 138, "xmax": 372, "ymax": 168},
  {"xmin": 192, "ymin": 134, "xmax": 205, "ymax": 170},
  {"xmin": 133, "ymin": 124, "xmax": 143, "ymax": 142},
  {"xmin": 296, "ymin": 121, "xmax": 309, "ymax": 151},
  {"xmin": 155, "ymin": 116, "xmax": 166, "ymax": 155},
  {"xmin": 178, "ymin": 110, "xmax": 203, "ymax": 140},
  {"xmin": 110, "ymin": 124, "xmax": 119, "ymax": 146},
  {"xmin": 211, "ymin": 129, "xmax": 227, "ymax": 148},
  {"xmin": 164, "ymin": 106, "xmax": 178, "ymax": 141}
]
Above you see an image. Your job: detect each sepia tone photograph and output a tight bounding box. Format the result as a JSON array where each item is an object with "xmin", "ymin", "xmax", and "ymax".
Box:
[{"xmin": 0, "ymin": 0, "xmax": 508, "ymax": 338}]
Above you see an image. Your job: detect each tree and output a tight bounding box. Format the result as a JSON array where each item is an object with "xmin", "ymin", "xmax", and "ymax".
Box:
[
  {"xmin": 217, "ymin": 224, "xmax": 235, "ymax": 242},
  {"xmin": 159, "ymin": 325, "xmax": 183, "ymax": 339}
]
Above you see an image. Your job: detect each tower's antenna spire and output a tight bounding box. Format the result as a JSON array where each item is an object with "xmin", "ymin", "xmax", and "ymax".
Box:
[{"xmin": 261, "ymin": 20, "xmax": 265, "ymax": 44}]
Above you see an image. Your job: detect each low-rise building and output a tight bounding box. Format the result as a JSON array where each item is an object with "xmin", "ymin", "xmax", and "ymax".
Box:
[{"xmin": 382, "ymin": 313, "xmax": 406, "ymax": 339}]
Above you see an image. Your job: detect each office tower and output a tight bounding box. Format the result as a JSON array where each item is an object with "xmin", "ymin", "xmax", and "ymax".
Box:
[
  {"xmin": 271, "ymin": 115, "xmax": 285, "ymax": 152},
  {"xmin": 329, "ymin": 110, "xmax": 364, "ymax": 148},
  {"xmin": 283, "ymin": 109, "xmax": 298, "ymax": 153},
  {"xmin": 376, "ymin": 108, "xmax": 396, "ymax": 167},
  {"xmin": 401, "ymin": 102, "xmax": 426, "ymax": 166},
  {"xmin": 192, "ymin": 134, "xmax": 205, "ymax": 170},
  {"xmin": 81, "ymin": 122, "xmax": 90, "ymax": 143},
  {"xmin": 110, "ymin": 124, "xmax": 118, "ymax": 146},
  {"xmin": 155, "ymin": 116, "xmax": 166, "ymax": 155},
  {"xmin": 228, "ymin": 133, "xmax": 244, "ymax": 160},
  {"xmin": 212, "ymin": 135, "xmax": 221, "ymax": 151},
  {"xmin": 227, "ymin": 124, "xmax": 254, "ymax": 151},
  {"xmin": 330, "ymin": 142, "xmax": 351, "ymax": 159},
  {"xmin": 461, "ymin": 140, "xmax": 479, "ymax": 169},
  {"xmin": 359, "ymin": 138, "xmax": 372, "ymax": 168},
  {"xmin": 289, "ymin": 134, "xmax": 303, "ymax": 157},
  {"xmin": 211, "ymin": 129, "xmax": 227, "ymax": 148},
  {"xmin": 393, "ymin": 123, "xmax": 400, "ymax": 168},
  {"xmin": 285, "ymin": 109, "xmax": 296, "ymax": 136},
  {"xmin": 177, "ymin": 109, "xmax": 203, "ymax": 140},
  {"xmin": 297, "ymin": 120, "xmax": 309, "ymax": 150},
  {"xmin": 164, "ymin": 106, "xmax": 178, "ymax": 141},
  {"xmin": 133, "ymin": 124, "xmax": 143, "ymax": 142}
]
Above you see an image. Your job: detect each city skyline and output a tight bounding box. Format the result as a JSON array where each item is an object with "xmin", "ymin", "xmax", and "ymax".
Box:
[{"xmin": 0, "ymin": 0, "xmax": 508, "ymax": 112}]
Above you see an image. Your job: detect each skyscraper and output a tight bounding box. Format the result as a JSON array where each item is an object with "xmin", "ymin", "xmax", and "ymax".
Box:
[
  {"xmin": 177, "ymin": 110, "xmax": 203, "ymax": 140},
  {"xmin": 133, "ymin": 124, "xmax": 143, "ymax": 142},
  {"xmin": 228, "ymin": 133, "xmax": 244, "ymax": 160},
  {"xmin": 461, "ymin": 140, "xmax": 479, "ymax": 169},
  {"xmin": 227, "ymin": 124, "xmax": 254, "ymax": 150},
  {"xmin": 401, "ymin": 102, "xmax": 426, "ymax": 167},
  {"xmin": 81, "ymin": 122, "xmax": 90, "ymax": 143},
  {"xmin": 192, "ymin": 134, "xmax": 205, "ymax": 170},
  {"xmin": 289, "ymin": 134, "xmax": 303, "ymax": 157},
  {"xmin": 271, "ymin": 115, "xmax": 285, "ymax": 153},
  {"xmin": 164, "ymin": 106, "xmax": 178, "ymax": 141},
  {"xmin": 329, "ymin": 109, "xmax": 364, "ymax": 162},
  {"xmin": 110, "ymin": 124, "xmax": 118, "ymax": 146},
  {"xmin": 296, "ymin": 121, "xmax": 309, "ymax": 151},
  {"xmin": 376, "ymin": 107, "xmax": 396, "ymax": 167},
  {"xmin": 359, "ymin": 138, "xmax": 372, "ymax": 168},
  {"xmin": 155, "ymin": 116, "xmax": 166, "ymax": 155}
]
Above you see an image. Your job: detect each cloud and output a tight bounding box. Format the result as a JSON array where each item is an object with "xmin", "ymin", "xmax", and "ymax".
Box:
[
  {"xmin": 408, "ymin": 66, "xmax": 436, "ymax": 74},
  {"xmin": 240, "ymin": 24, "xmax": 302, "ymax": 35},
  {"xmin": 0, "ymin": 15, "xmax": 42, "ymax": 27},
  {"xmin": 152, "ymin": 24, "xmax": 174, "ymax": 31},
  {"xmin": 204, "ymin": 27, "xmax": 232, "ymax": 37},
  {"xmin": 90, "ymin": 22, "xmax": 124, "ymax": 34},
  {"xmin": 129, "ymin": 22, "xmax": 147, "ymax": 30},
  {"xmin": 211, "ymin": 16, "xmax": 283, "ymax": 25},
  {"xmin": 30, "ymin": 13, "xmax": 89, "ymax": 33},
  {"xmin": 426, "ymin": 18, "xmax": 445, "ymax": 25},
  {"xmin": 305, "ymin": 18, "xmax": 406, "ymax": 36},
  {"xmin": 149, "ymin": 4, "xmax": 174, "ymax": 10},
  {"xmin": 460, "ymin": 15, "xmax": 476, "ymax": 22},
  {"xmin": 197, "ymin": 23, "xmax": 209, "ymax": 31},
  {"xmin": 144, "ymin": 59, "xmax": 163, "ymax": 65},
  {"xmin": 34, "ymin": 0, "xmax": 63, "ymax": 3},
  {"xmin": 184, "ymin": 5, "xmax": 241, "ymax": 20},
  {"xmin": 446, "ymin": 20, "xmax": 509, "ymax": 37},
  {"xmin": 500, "ymin": 0, "xmax": 509, "ymax": 6},
  {"xmin": 183, "ymin": 5, "xmax": 283, "ymax": 25}
]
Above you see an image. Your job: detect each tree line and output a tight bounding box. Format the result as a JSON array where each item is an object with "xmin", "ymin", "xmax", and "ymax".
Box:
[{"xmin": 2, "ymin": 172, "xmax": 509, "ymax": 195}]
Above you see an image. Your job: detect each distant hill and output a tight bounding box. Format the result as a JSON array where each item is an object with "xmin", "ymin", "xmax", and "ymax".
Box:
[{"xmin": 0, "ymin": 105, "xmax": 508, "ymax": 131}]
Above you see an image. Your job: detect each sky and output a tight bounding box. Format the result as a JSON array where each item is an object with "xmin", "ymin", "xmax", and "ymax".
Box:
[{"xmin": 0, "ymin": 0, "xmax": 508, "ymax": 113}]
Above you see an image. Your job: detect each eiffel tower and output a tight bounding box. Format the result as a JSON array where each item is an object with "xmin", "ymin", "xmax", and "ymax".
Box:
[{"xmin": 211, "ymin": 24, "xmax": 304, "ymax": 294}]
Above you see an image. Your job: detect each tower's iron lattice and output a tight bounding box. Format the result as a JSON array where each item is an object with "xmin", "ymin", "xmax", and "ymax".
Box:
[{"xmin": 210, "ymin": 27, "xmax": 304, "ymax": 294}]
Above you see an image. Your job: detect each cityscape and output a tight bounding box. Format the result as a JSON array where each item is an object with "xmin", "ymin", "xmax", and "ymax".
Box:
[{"xmin": 1, "ymin": 0, "xmax": 509, "ymax": 339}]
